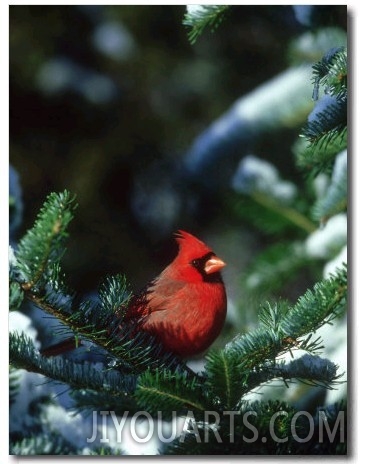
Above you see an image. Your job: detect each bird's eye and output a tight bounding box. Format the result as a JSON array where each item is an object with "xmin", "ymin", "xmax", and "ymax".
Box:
[{"xmin": 191, "ymin": 258, "xmax": 202, "ymax": 270}]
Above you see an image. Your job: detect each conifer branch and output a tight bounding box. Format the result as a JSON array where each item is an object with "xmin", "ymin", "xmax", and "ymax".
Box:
[
  {"xmin": 312, "ymin": 47, "xmax": 347, "ymax": 101},
  {"xmin": 23, "ymin": 286, "xmax": 185, "ymax": 374},
  {"xmin": 135, "ymin": 369, "xmax": 208, "ymax": 420},
  {"xmin": 10, "ymin": 189, "xmax": 185, "ymax": 374},
  {"xmin": 280, "ymin": 265, "xmax": 347, "ymax": 336},
  {"xmin": 247, "ymin": 354, "xmax": 342, "ymax": 392},
  {"xmin": 312, "ymin": 150, "xmax": 347, "ymax": 223},
  {"xmin": 70, "ymin": 388, "xmax": 138, "ymax": 417},
  {"xmin": 183, "ymin": 5, "xmax": 229, "ymax": 44},
  {"xmin": 15, "ymin": 191, "xmax": 77, "ymax": 291},
  {"xmin": 302, "ymin": 102, "xmax": 347, "ymax": 143},
  {"xmin": 296, "ymin": 47, "xmax": 347, "ymax": 175},
  {"xmin": 9, "ymin": 366, "xmax": 21, "ymax": 406},
  {"xmin": 9, "ymin": 281, "xmax": 24, "ymax": 312},
  {"xmin": 10, "ymin": 434, "xmax": 79, "ymax": 456},
  {"xmin": 225, "ymin": 265, "xmax": 347, "ymax": 369},
  {"xmin": 10, "ymin": 332, "xmax": 136, "ymax": 396},
  {"xmin": 204, "ymin": 350, "xmax": 249, "ymax": 410}
]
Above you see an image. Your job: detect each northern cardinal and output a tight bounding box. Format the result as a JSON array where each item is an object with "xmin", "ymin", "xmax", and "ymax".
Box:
[{"xmin": 41, "ymin": 230, "xmax": 227, "ymax": 358}]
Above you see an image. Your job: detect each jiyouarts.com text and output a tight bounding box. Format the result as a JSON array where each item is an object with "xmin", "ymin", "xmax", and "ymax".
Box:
[{"xmin": 86, "ymin": 409, "xmax": 345, "ymax": 444}]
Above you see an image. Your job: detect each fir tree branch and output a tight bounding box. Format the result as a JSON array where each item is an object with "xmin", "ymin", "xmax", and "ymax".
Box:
[
  {"xmin": 135, "ymin": 369, "xmax": 208, "ymax": 420},
  {"xmin": 9, "ymin": 366, "xmax": 21, "ymax": 407},
  {"xmin": 225, "ymin": 326, "xmax": 282, "ymax": 370},
  {"xmin": 294, "ymin": 132, "xmax": 347, "ymax": 176},
  {"xmin": 280, "ymin": 265, "xmax": 347, "ymax": 336},
  {"xmin": 10, "ymin": 433, "xmax": 79, "ymax": 455},
  {"xmin": 9, "ymin": 281, "xmax": 24, "ymax": 312},
  {"xmin": 204, "ymin": 350, "xmax": 249, "ymax": 410},
  {"xmin": 89, "ymin": 447, "xmax": 124, "ymax": 456},
  {"xmin": 183, "ymin": 5, "xmax": 229, "ymax": 44},
  {"xmin": 24, "ymin": 286, "xmax": 185, "ymax": 374},
  {"xmin": 15, "ymin": 191, "xmax": 77, "ymax": 291},
  {"xmin": 10, "ymin": 332, "xmax": 136, "ymax": 397},
  {"xmin": 278, "ymin": 354, "xmax": 343, "ymax": 388},
  {"xmin": 10, "ymin": 433, "xmax": 123, "ymax": 456},
  {"xmin": 296, "ymin": 47, "xmax": 347, "ymax": 176},
  {"xmin": 312, "ymin": 150, "xmax": 347, "ymax": 223},
  {"xmin": 99, "ymin": 274, "xmax": 132, "ymax": 314},
  {"xmin": 247, "ymin": 354, "xmax": 343, "ymax": 392},
  {"xmin": 11, "ymin": 191, "xmax": 187, "ymax": 375},
  {"xmin": 225, "ymin": 265, "xmax": 347, "ymax": 369},
  {"xmin": 70, "ymin": 388, "xmax": 138, "ymax": 417},
  {"xmin": 300, "ymin": 110, "xmax": 347, "ymax": 158},
  {"xmin": 312, "ymin": 47, "xmax": 347, "ymax": 101}
]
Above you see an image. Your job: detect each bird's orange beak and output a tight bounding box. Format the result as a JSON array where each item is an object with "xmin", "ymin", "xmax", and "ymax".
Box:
[{"xmin": 204, "ymin": 256, "xmax": 226, "ymax": 274}]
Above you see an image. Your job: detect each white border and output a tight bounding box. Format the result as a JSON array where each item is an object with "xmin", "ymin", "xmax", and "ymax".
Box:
[{"xmin": 3, "ymin": 2, "xmax": 363, "ymax": 463}]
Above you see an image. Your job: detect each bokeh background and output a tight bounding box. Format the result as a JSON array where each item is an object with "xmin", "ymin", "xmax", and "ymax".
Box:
[{"xmin": 10, "ymin": 4, "xmax": 347, "ymax": 339}]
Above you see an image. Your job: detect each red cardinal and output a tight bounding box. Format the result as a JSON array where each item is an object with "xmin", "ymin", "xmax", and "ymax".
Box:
[
  {"xmin": 123, "ymin": 230, "xmax": 227, "ymax": 357},
  {"xmin": 42, "ymin": 230, "xmax": 227, "ymax": 358}
]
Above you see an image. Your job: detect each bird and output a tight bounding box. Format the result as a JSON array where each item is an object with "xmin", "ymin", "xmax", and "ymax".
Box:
[{"xmin": 41, "ymin": 230, "xmax": 227, "ymax": 359}]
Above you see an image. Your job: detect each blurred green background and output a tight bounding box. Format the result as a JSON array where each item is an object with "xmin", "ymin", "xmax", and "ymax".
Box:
[{"xmin": 9, "ymin": 5, "xmax": 347, "ymax": 324}]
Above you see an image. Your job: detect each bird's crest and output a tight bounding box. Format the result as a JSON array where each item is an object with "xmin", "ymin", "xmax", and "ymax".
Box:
[{"xmin": 174, "ymin": 230, "xmax": 213, "ymax": 258}]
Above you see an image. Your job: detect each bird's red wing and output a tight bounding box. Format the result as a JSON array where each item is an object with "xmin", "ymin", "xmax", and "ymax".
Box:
[
  {"xmin": 148, "ymin": 277, "xmax": 187, "ymax": 300},
  {"xmin": 125, "ymin": 277, "xmax": 186, "ymax": 320}
]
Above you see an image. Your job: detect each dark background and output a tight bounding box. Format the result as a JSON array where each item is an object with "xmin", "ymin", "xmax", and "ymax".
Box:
[{"xmin": 9, "ymin": 5, "xmax": 347, "ymax": 301}]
